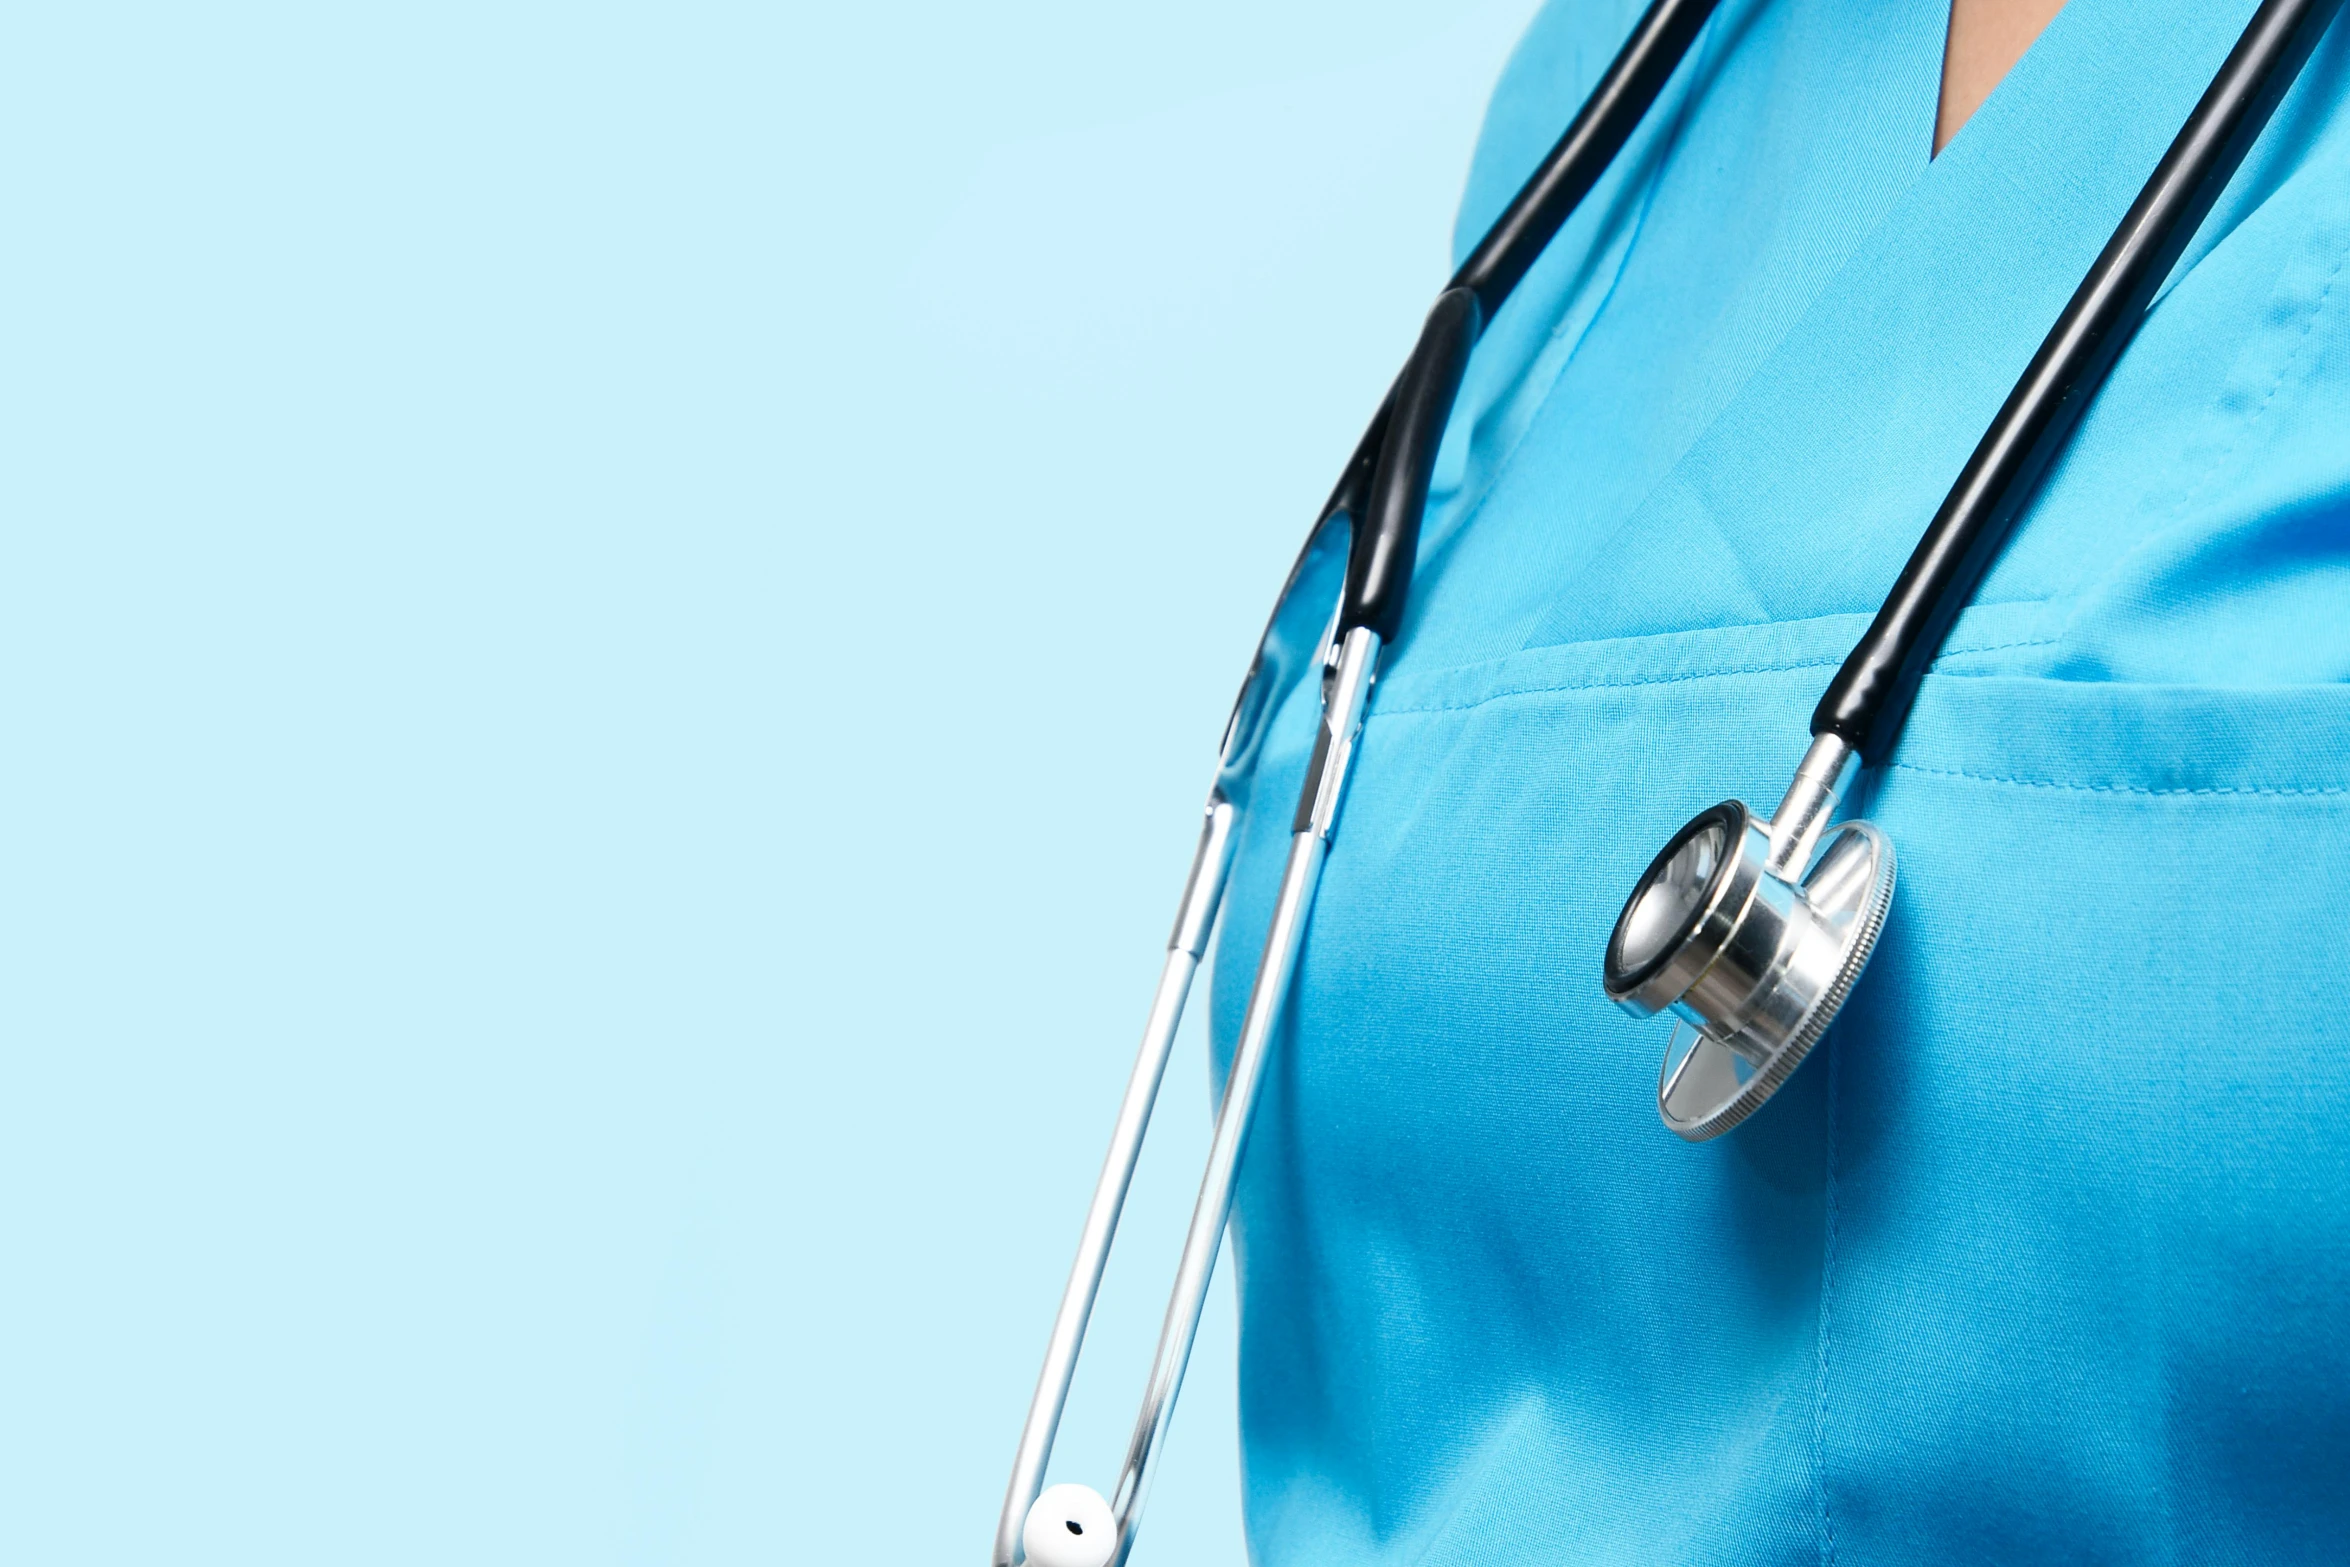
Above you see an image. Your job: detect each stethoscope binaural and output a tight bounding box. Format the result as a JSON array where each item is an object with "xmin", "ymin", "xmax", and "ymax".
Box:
[{"xmin": 995, "ymin": 2, "xmax": 2346, "ymax": 1563}]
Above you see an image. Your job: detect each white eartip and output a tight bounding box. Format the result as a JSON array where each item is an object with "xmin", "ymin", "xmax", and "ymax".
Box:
[{"xmin": 1022, "ymin": 1482, "xmax": 1116, "ymax": 1567}]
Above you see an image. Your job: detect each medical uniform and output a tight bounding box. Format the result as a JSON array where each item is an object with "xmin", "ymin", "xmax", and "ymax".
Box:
[{"xmin": 1211, "ymin": 0, "xmax": 2350, "ymax": 1561}]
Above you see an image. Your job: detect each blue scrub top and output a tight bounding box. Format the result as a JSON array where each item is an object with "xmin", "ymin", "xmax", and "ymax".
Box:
[{"xmin": 1210, "ymin": 1, "xmax": 2350, "ymax": 1561}]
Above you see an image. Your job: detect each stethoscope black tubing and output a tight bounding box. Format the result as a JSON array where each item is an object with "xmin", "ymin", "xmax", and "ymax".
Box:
[
  {"xmin": 1449, "ymin": 0, "xmax": 1726, "ymax": 321},
  {"xmin": 1813, "ymin": 0, "xmax": 2348, "ymax": 763},
  {"xmin": 1337, "ymin": 288, "xmax": 1483, "ymax": 645},
  {"xmin": 1326, "ymin": 0, "xmax": 1724, "ymax": 647}
]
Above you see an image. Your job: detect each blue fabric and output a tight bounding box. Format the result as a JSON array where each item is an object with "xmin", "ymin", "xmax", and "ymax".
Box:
[{"xmin": 1210, "ymin": 1, "xmax": 2350, "ymax": 1561}]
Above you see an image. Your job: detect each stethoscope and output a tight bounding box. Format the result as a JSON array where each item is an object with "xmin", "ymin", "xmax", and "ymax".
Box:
[{"xmin": 994, "ymin": 1, "xmax": 2345, "ymax": 1563}]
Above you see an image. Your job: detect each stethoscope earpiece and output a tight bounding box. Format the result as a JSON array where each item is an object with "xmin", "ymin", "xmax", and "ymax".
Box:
[
  {"xmin": 1021, "ymin": 1484, "xmax": 1116, "ymax": 1567},
  {"xmin": 1605, "ymin": 737, "xmax": 1894, "ymax": 1140}
]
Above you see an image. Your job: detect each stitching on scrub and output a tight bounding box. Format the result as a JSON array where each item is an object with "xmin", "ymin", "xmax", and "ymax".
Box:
[
  {"xmin": 1374, "ymin": 655, "xmax": 1847, "ymax": 717},
  {"xmin": 2195, "ymin": 235, "xmax": 2348, "ymax": 500},
  {"xmin": 2245, "ymin": 240, "xmax": 2344, "ymax": 427},
  {"xmin": 1815, "ymin": 1036, "xmax": 1841, "ymax": 1567},
  {"xmin": 1928, "ymin": 635, "xmax": 2061, "ymax": 663},
  {"xmin": 1368, "ymin": 638, "xmax": 2061, "ymax": 719},
  {"xmin": 1892, "ymin": 761, "xmax": 2350, "ymax": 797},
  {"xmin": 2110, "ymin": 227, "xmax": 2350, "ymax": 595}
]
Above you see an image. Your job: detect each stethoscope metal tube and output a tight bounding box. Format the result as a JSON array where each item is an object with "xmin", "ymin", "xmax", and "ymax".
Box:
[
  {"xmin": 1000, "ymin": 290, "xmax": 1483, "ymax": 1567},
  {"xmin": 988, "ymin": 797, "xmax": 1237, "ymax": 1567},
  {"xmin": 1608, "ymin": 0, "xmax": 2348, "ymax": 1141},
  {"xmin": 1087, "ymin": 290, "xmax": 1478, "ymax": 1556},
  {"xmin": 994, "ymin": 6, "xmax": 1723, "ymax": 1559},
  {"xmin": 1104, "ymin": 623, "xmax": 1380, "ymax": 1567},
  {"xmin": 987, "ymin": 512, "xmax": 1346, "ymax": 1567}
]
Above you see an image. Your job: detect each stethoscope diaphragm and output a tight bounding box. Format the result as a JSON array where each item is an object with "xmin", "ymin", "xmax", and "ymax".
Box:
[{"xmin": 1607, "ymin": 795, "xmax": 1893, "ymax": 1140}]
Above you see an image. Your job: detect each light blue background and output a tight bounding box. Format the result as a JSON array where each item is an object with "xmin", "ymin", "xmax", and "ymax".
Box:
[{"xmin": 0, "ymin": 3, "xmax": 1537, "ymax": 1561}]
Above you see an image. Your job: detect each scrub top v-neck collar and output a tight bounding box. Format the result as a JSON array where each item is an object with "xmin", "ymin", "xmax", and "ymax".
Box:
[
  {"xmin": 1396, "ymin": 0, "xmax": 1952, "ymax": 674},
  {"xmin": 1384, "ymin": 0, "xmax": 2271, "ymax": 686}
]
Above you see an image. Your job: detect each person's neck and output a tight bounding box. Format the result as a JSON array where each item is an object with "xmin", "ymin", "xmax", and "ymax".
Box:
[{"xmin": 1935, "ymin": 0, "xmax": 2071, "ymax": 155}]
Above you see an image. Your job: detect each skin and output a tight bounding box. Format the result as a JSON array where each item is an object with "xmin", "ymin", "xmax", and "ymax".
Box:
[{"xmin": 1935, "ymin": 0, "xmax": 2072, "ymax": 154}]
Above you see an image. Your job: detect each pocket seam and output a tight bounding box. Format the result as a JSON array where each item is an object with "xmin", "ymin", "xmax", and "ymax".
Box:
[
  {"xmin": 1891, "ymin": 760, "xmax": 2350, "ymax": 799},
  {"xmin": 1370, "ymin": 636, "xmax": 2065, "ymax": 720}
]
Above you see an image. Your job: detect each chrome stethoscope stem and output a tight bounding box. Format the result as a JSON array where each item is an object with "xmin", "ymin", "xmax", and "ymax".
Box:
[
  {"xmin": 991, "ymin": 626, "xmax": 1378, "ymax": 1567},
  {"xmin": 990, "ymin": 794, "xmax": 1241, "ymax": 1567},
  {"xmin": 1106, "ymin": 832, "xmax": 1320, "ymax": 1561},
  {"xmin": 1105, "ymin": 625, "xmax": 1379, "ymax": 1566},
  {"xmin": 1764, "ymin": 733, "xmax": 1858, "ymax": 877}
]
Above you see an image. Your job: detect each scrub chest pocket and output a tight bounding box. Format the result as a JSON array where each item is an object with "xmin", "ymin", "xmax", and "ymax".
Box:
[{"xmin": 1217, "ymin": 629, "xmax": 2350, "ymax": 1564}]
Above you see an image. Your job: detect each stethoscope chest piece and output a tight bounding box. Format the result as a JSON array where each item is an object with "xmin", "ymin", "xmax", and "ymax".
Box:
[{"xmin": 1603, "ymin": 764, "xmax": 1894, "ymax": 1141}]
